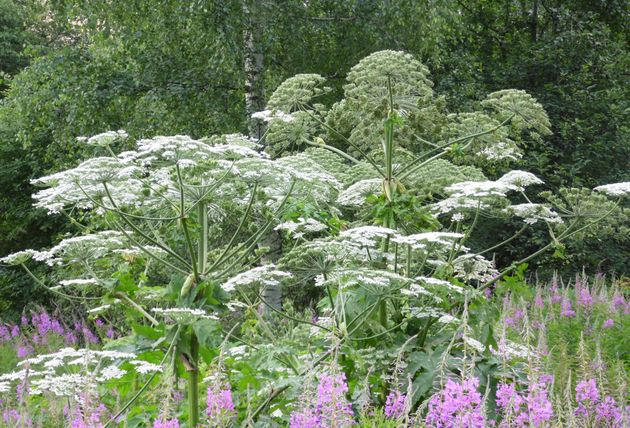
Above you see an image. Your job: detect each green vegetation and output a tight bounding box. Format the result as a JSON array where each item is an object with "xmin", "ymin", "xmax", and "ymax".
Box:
[{"xmin": 0, "ymin": 2, "xmax": 627, "ymax": 427}]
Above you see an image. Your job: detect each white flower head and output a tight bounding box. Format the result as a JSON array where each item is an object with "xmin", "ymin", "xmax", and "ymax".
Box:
[
  {"xmin": 221, "ymin": 265, "xmax": 292, "ymax": 293},
  {"xmin": 130, "ymin": 360, "xmax": 163, "ymax": 375},
  {"xmin": 151, "ymin": 307, "xmax": 219, "ymax": 324},
  {"xmin": 505, "ymin": 203, "xmax": 562, "ymax": 225},
  {"xmin": 594, "ymin": 182, "xmax": 630, "ymax": 198},
  {"xmin": 252, "ymin": 109, "xmax": 295, "ymax": 123},
  {"xmin": 80, "ymin": 130, "xmax": 129, "ymax": 147},
  {"xmin": 463, "ymin": 336, "xmax": 486, "ymax": 353},
  {"xmin": 453, "ymin": 254, "xmax": 498, "ymax": 282},
  {"xmin": 497, "ymin": 170, "xmax": 544, "ymax": 190},
  {"xmin": 275, "ymin": 217, "xmax": 327, "ymax": 237},
  {"xmin": 490, "ymin": 339, "xmax": 534, "ymax": 360},
  {"xmin": 339, "ymin": 226, "xmax": 398, "ymax": 248},
  {"xmin": 337, "ymin": 179, "xmax": 381, "ymax": 207},
  {"xmin": 0, "ymin": 249, "xmax": 51, "ymax": 266}
]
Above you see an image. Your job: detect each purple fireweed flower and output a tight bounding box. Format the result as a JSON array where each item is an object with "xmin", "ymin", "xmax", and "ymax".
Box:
[
  {"xmin": 51, "ymin": 319, "xmax": 65, "ymax": 335},
  {"xmin": 10, "ymin": 325, "xmax": 19, "ymax": 338},
  {"xmin": 290, "ymin": 372, "xmax": 355, "ymax": 427},
  {"xmin": 496, "ymin": 383, "xmax": 524, "ymax": 409},
  {"xmin": 172, "ymin": 389, "xmax": 184, "ymax": 403},
  {"xmin": 550, "ymin": 284, "xmax": 562, "ymax": 304},
  {"xmin": 68, "ymin": 400, "xmax": 107, "ymax": 428},
  {"xmin": 539, "ymin": 375, "xmax": 554, "ymax": 385},
  {"xmin": 153, "ymin": 418, "xmax": 180, "ymax": 428},
  {"xmin": 575, "ymin": 379, "xmax": 599, "ymax": 418},
  {"xmin": 16, "ymin": 343, "xmax": 33, "ymax": 358},
  {"xmin": 576, "ymin": 379, "xmax": 599, "ymax": 404},
  {"xmin": 106, "ymin": 328, "xmax": 114, "ymax": 339},
  {"xmin": 384, "ymin": 390, "xmax": 406, "ymax": 419},
  {"xmin": 20, "ymin": 315, "xmax": 29, "ymax": 326},
  {"xmin": 561, "ymin": 298, "xmax": 575, "ymax": 318},
  {"xmin": 612, "ymin": 294, "xmax": 625, "ymax": 307},
  {"xmin": 527, "ymin": 383, "xmax": 554, "ymax": 426},
  {"xmin": 16, "ymin": 381, "xmax": 29, "ymax": 401},
  {"xmin": 65, "ymin": 331, "xmax": 78, "ymax": 345},
  {"xmin": 577, "ymin": 287, "xmax": 594, "ymax": 310},
  {"xmin": 496, "ymin": 381, "xmax": 553, "ymax": 427},
  {"xmin": 206, "ymin": 385, "xmax": 236, "ymax": 423},
  {"xmin": 0, "ymin": 325, "xmax": 9, "ymax": 342},
  {"xmin": 79, "ymin": 323, "xmax": 99, "ymax": 344},
  {"xmin": 290, "ymin": 408, "xmax": 320, "ymax": 428},
  {"xmin": 534, "ymin": 294, "xmax": 545, "ymax": 309},
  {"xmin": 3, "ymin": 409, "xmax": 20, "ymax": 425},
  {"xmin": 426, "ymin": 377, "xmax": 485, "ymax": 428},
  {"xmin": 595, "ymin": 396, "xmax": 623, "ymax": 426},
  {"xmin": 34, "ymin": 312, "xmax": 52, "ymax": 335},
  {"xmin": 575, "ymin": 379, "xmax": 624, "ymax": 426},
  {"xmin": 95, "ymin": 319, "xmax": 104, "ymax": 327},
  {"xmin": 603, "ymin": 319, "xmax": 614, "ymax": 328},
  {"xmin": 316, "ymin": 373, "xmax": 355, "ymax": 426}
]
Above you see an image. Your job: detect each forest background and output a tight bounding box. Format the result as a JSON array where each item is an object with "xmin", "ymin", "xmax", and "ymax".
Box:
[{"xmin": 1, "ymin": 0, "xmax": 628, "ymax": 318}]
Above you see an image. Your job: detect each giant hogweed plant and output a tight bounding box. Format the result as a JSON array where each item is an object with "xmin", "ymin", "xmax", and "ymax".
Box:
[{"xmin": 1, "ymin": 51, "xmax": 628, "ymax": 425}]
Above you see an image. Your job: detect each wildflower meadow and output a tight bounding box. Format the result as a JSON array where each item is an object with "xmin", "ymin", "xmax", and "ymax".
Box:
[{"xmin": 0, "ymin": 3, "xmax": 628, "ymax": 427}]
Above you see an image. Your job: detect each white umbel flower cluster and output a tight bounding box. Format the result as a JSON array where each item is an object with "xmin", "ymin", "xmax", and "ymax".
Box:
[
  {"xmin": 505, "ymin": 203, "xmax": 563, "ymax": 225},
  {"xmin": 433, "ymin": 170, "xmax": 544, "ymax": 215},
  {"xmin": 151, "ymin": 307, "xmax": 219, "ymax": 324},
  {"xmin": 275, "ymin": 217, "xmax": 327, "ymax": 238},
  {"xmin": 0, "ymin": 249, "xmax": 51, "ymax": 266},
  {"xmin": 463, "ymin": 336, "xmax": 486, "ymax": 353},
  {"xmin": 78, "ymin": 130, "xmax": 129, "ymax": 147},
  {"xmin": 339, "ymin": 226, "xmax": 398, "ymax": 247},
  {"xmin": 1, "ymin": 347, "xmax": 164, "ymax": 397},
  {"xmin": 321, "ymin": 268, "xmax": 412, "ymax": 290},
  {"xmin": 491, "ymin": 339, "xmax": 534, "ymax": 360},
  {"xmin": 453, "ymin": 254, "xmax": 498, "ymax": 282},
  {"xmin": 129, "ymin": 360, "xmax": 163, "ymax": 375},
  {"xmin": 221, "ymin": 265, "xmax": 293, "ymax": 293},
  {"xmin": 594, "ymin": 182, "xmax": 630, "ymax": 198},
  {"xmin": 400, "ymin": 283, "xmax": 436, "ymax": 298},
  {"xmin": 18, "ymin": 348, "xmax": 137, "ymax": 367},
  {"xmin": 497, "ymin": 170, "xmax": 544, "ymax": 190},
  {"xmin": 46, "ymin": 231, "xmax": 128, "ymax": 265},
  {"xmin": 337, "ymin": 179, "xmax": 381, "ymax": 207},
  {"xmin": 252, "ymin": 109, "xmax": 296, "ymax": 123},
  {"xmin": 415, "ymin": 276, "xmax": 465, "ymax": 294},
  {"xmin": 32, "ymin": 157, "xmax": 144, "ymax": 214},
  {"xmin": 391, "ymin": 232, "xmax": 464, "ymax": 250},
  {"xmin": 123, "ymin": 135, "xmax": 264, "ymax": 168},
  {"xmin": 476, "ymin": 141, "xmax": 522, "ymax": 161}
]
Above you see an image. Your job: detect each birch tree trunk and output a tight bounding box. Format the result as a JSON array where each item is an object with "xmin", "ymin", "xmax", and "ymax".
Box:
[
  {"xmin": 243, "ymin": 0, "xmax": 265, "ymax": 139},
  {"xmin": 259, "ymin": 229, "xmax": 283, "ymax": 313},
  {"xmin": 243, "ymin": 1, "xmax": 282, "ymax": 314}
]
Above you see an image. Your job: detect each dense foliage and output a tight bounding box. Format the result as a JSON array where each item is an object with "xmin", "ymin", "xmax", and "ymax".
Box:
[
  {"xmin": 0, "ymin": 2, "xmax": 628, "ymax": 427},
  {"xmin": 1, "ymin": 46, "xmax": 628, "ymax": 426}
]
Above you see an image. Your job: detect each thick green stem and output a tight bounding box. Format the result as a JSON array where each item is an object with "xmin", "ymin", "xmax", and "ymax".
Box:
[
  {"xmin": 378, "ymin": 299, "xmax": 388, "ymax": 328},
  {"xmin": 188, "ymin": 332, "xmax": 200, "ymax": 426}
]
